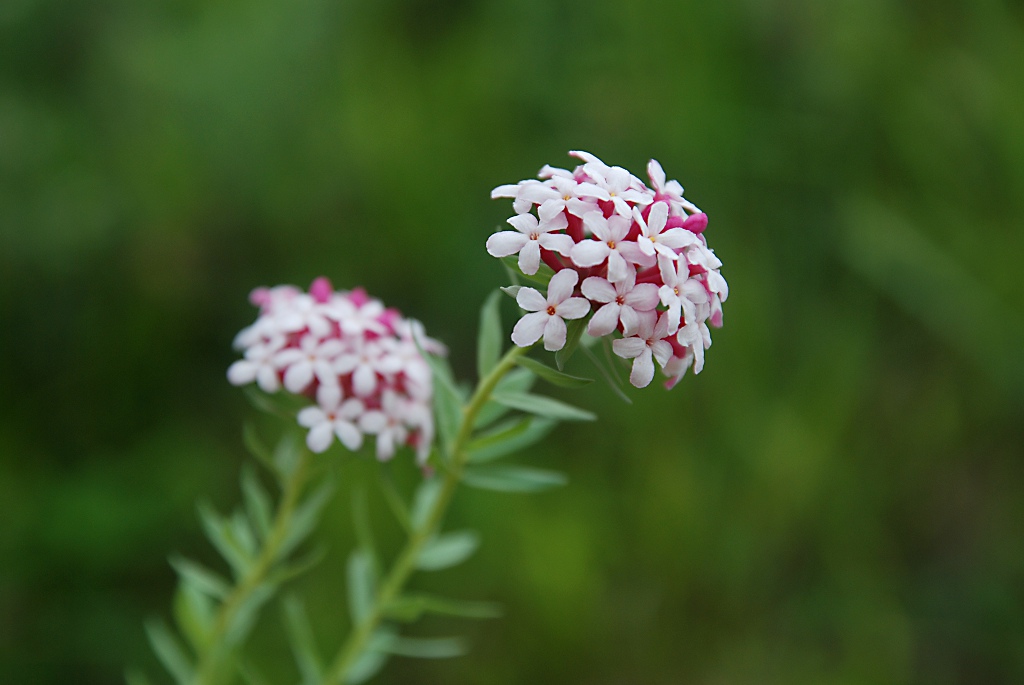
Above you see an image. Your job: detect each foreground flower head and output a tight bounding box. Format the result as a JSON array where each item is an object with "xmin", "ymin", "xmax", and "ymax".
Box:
[
  {"xmin": 229, "ymin": 278, "xmax": 443, "ymax": 461},
  {"xmin": 489, "ymin": 151, "xmax": 728, "ymax": 388}
]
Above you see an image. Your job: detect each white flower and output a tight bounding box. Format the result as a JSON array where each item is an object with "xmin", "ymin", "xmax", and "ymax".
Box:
[
  {"xmin": 633, "ymin": 202, "xmax": 699, "ymax": 260},
  {"xmin": 581, "ymin": 267, "xmax": 660, "ymax": 337},
  {"xmin": 297, "ymin": 396, "xmax": 365, "ymax": 453},
  {"xmin": 662, "ymin": 347, "xmax": 695, "ymax": 389},
  {"xmin": 511, "ymin": 268, "xmax": 591, "ymax": 351},
  {"xmin": 485, "ymin": 200, "xmax": 575, "ymax": 275},
  {"xmin": 570, "ymin": 211, "xmax": 653, "ymax": 282},
  {"xmin": 612, "ymin": 311, "xmax": 674, "ymax": 388},
  {"xmin": 227, "ymin": 334, "xmax": 286, "ymax": 392},
  {"xmin": 270, "ymin": 292, "xmax": 333, "ymax": 338},
  {"xmin": 324, "ymin": 295, "xmax": 387, "ymax": 338},
  {"xmin": 358, "ymin": 390, "xmax": 412, "ymax": 461},
  {"xmin": 647, "ymin": 159, "xmax": 701, "ymax": 216},
  {"xmin": 676, "ymin": 303, "xmax": 713, "ymax": 375},
  {"xmin": 334, "ymin": 339, "xmax": 388, "ymax": 397},
  {"xmin": 575, "ymin": 154, "xmax": 652, "ymax": 217},
  {"xmin": 273, "ymin": 335, "xmax": 345, "ymax": 394},
  {"xmin": 657, "ymin": 255, "xmax": 709, "ymax": 334}
]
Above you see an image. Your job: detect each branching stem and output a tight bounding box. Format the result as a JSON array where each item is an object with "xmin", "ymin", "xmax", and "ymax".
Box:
[
  {"xmin": 320, "ymin": 344, "xmax": 531, "ymax": 684},
  {"xmin": 194, "ymin": 451, "xmax": 312, "ymax": 685}
]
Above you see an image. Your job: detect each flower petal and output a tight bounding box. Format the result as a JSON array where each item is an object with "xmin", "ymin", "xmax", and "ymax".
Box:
[
  {"xmin": 306, "ymin": 422, "xmax": 334, "ymax": 453},
  {"xmin": 581, "ymin": 276, "xmax": 616, "ymax": 303},
  {"xmin": 516, "ymin": 286, "xmax": 547, "ymax": 312},
  {"xmin": 284, "ymin": 362, "xmax": 314, "ymax": 393},
  {"xmin": 511, "ymin": 311, "xmax": 548, "ymax": 347},
  {"xmin": 629, "ymin": 349, "xmax": 656, "ymax": 388},
  {"xmin": 518, "ymin": 240, "xmax": 541, "ymax": 275},
  {"xmin": 353, "ymin": 364, "xmax": 377, "ymax": 397},
  {"xmin": 546, "ymin": 268, "xmax": 579, "ymax": 303},
  {"xmin": 606, "ymin": 250, "xmax": 630, "ymax": 283},
  {"xmin": 624, "ymin": 283, "xmax": 660, "ymax": 311},
  {"xmin": 612, "ymin": 337, "xmax": 647, "ymax": 360},
  {"xmin": 618, "ymin": 306, "xmax": 640, "ymax": 337},
  {"xmin": 507, "ymin": 213, "xmax": 538, "ymax": 234},
  {"xmin": 227, "ymin": 360, "xmax": 257, "ymax": 386},
  {"xmin": 554, "ymin": 297, "xmax": 590, "ymax": 320},
  {"xmin": 335, "ymin": 421, "xmax": 364, "ymax": 451},
  {"xmin": 486, "ymin": 231, "xmax": 529, "ymax": 258},
  {"xmin": 582, "ymin": 211, "xmax": 609, "ymax": 241},
  {"xmin": 587, "ymin": 302, "xmax": 620, "ymax": 337},
  {"xmin": 540, "ymin": 232, "xmax": 576, "ymax": 256},
  {"xmin": 570, "ymin": 240, "xmax": 609, "ymax": 268},
  {"xmin": 298, "ymin": 406, "xmax": 326, "ymax": 428},
  {"xmin": 542, "ymin": 315, "xmax": 567, "ymax": 351}
]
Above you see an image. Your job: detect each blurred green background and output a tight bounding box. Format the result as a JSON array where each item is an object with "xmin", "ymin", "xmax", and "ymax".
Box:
[{"xmin": 2, "ymin": 0, "xmax": 1023, "ymax": 682}]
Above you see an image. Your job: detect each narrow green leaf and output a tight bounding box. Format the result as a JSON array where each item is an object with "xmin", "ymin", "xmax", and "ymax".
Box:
[
  {"xmin": 554, "ymin": 317, "xmax": 588, "ymax": 370},
  {"xmin": 124, "ymin": 669, "xmax": 154, "ymax": 685},
  {"xmin": 231, "ymin": 510, "xmax": 258, "ymax": 559},
  {"xmin": 197, "ymin": 503, "xmax": 252, "ymax": 578},
  {"xmin": 169, "ymin": 555, "xmax": 231, "ymax": 600},
  {"xmin": 477, "ymin": 290, "xmax": 503, "ymax": 380},
  {"xmin": 581, "ymin": 341, "xmax": 633, "ymax": 405},
  {"xmin": 241, "ymin": 466, "xmax": 273, "ymax": 540},
  {"xmin": 267, "ymin": 545, "xmax": 327, "ymax": 586},
  {"xmin": 515, "ymin": 356, "xmax": 593, "ymax": 388},
  {"xmin": 410, "ymin": 477, "xmax": 443, "ymax": 529},
  {"xmin": 225, "ymin": 582, "xmax": 276, "ymax": 646},
  {"xmin": 384, "ymin": 636, "xmax": 467, "ymax": 659},
  {"xmin": 347, "ymin": 550, "xmax": 377, "ymax": 624},
  {"xmin": 144, "ymin": 619, "xmax": 194, "ymax": 685},
  {"xmin": 491, "ymin": 391, "xmax": 596, "ymax": 422},
  {"xmin": 378, "ymin": 467, "xmax": 411, "ymax": 533},
  {"xmin": 474, "ymin": 368, "xmax": 535, "ymax": 428},
  {"xmin": 351, "ymin": 488, "xmax": 378, "ymax": 570},
  {"xmin": 466, "ymin": 416, "xmax": 557, "ymax": 463},
  {"xmin": 273, "ymin": 433, "xmax": 303, "ymax": 478},
  {"xmin": 242, "ymin": 423, "xmax": 277, "ymax": 476},
  {"xmin": 278, "ymin": 481, "xmax": 335, "ymax": 560},
  {"xmin": 416, "ymin": 345, "xmax": 463, "ymax": 456},
  {"xmin": 345, "ymin": 630, "xmax": 393, "ymax": 685},
  {"xmin": 173, "ymin": 583, "xmax": 214, "ymax": 651},
  {"xmin": 283, "ymin": 595, "xmax": 324, "ymax": 685},
  {"xmin": 462, "ymin": 465, "xmax": 569, "ymax": 493},
  {"xmin": 385, "ymin": 594, "xmax": 502, "ymax": 622},
  {"xmin": 415, "ymin": 530, "xmax": 479, "ymax": 571}
]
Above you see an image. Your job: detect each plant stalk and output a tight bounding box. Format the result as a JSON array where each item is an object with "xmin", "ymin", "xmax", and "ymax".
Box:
[
  {"xmin": 321, "ymin": 344, "xmax": 530, "ymax": 684},
  {"xmin": 194, "ymin": 450, "xmax": 312, "ymax": 685}
]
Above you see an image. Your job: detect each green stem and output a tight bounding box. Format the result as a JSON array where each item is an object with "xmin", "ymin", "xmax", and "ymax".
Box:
[
  {"xmin": 194, "ymin": 451, "xmax": 312, "ymax": 685},
  {"xmin": 321, "ymin": 344, "xmax": 531, "ymax": 684}
]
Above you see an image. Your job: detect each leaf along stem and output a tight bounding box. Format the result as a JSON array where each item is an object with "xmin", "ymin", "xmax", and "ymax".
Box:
[
  {"xmin": 194, "ymin": 448, "xmax": 313, "ymax": 684},
  {"xmin": 320, "ymin": 344, "xmax": 532, "ymax": 684}
]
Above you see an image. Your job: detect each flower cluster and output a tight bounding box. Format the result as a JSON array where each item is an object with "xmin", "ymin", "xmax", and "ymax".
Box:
[
  {"xmin": 487, "ymin": 151, "xmax": 728, "ymax": 388},
  {"xmin": 228, "ymin": 278, "xmax": 443, "ymax": 461}
]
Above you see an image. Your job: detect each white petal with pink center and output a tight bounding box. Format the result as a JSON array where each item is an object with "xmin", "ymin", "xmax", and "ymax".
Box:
[
  {"xmin": 297, "ymin": 397, "xmax": 365, "ymax": 453},
  {"xmin": 486, "ymin": 200, "xmax": 572, "ymax": 275},
  {"xmin": 612, "ymin": 312, "xmax": 674, "ymax": 388},
  {"xmin": 273, "ymin": 336, "xmax": 345, "ymax": 394},
  {"xmin": 633, "ymin": 202, "xmax": 699, "ymax": 260},
  {"xmin": 657, "ymin": 255, "xmax": 709, "ymax": 334},
  {"xmin": 511, "ymin": 268, "xmax": 590, "ymax": 351},
  {"xmin": 570, "ymin": 211, "xmax": 649, "ymax": 282},
  {"xmin": 227, "ymin": 334, "xmax": 287, "ymax": 392},
  {"xmin": 647, "ymin": 159, "xmax": 701, "ymax": 216},
  {"xmin": 581, "ymin": 267, "xmax": 660, "ymax": 337}
]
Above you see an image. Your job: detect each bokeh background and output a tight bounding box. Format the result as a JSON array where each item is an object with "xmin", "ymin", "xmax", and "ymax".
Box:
[{"xmin": 2, "ymin": 0, "xmax": 1023, "ymax": 683}]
